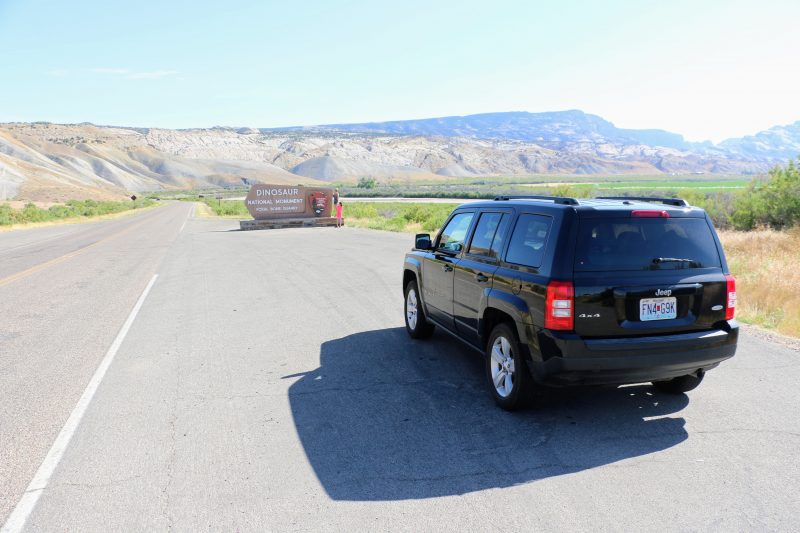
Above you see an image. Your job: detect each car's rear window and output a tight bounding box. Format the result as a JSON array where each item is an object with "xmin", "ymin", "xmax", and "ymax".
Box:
[{"xmin": 574, "ymin": 217, "xmax": 722, "ymax": 271}]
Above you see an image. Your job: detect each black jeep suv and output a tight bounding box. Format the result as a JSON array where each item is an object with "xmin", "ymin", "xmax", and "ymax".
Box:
[{"xmin": 402, "ymin": 195, "xmax": 738, "ymax": 410}]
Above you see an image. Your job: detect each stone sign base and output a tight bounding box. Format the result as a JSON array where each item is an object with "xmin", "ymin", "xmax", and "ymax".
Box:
[{"xmin": 240, "ymin": 217, "xmax": 341, "ymax": 231}]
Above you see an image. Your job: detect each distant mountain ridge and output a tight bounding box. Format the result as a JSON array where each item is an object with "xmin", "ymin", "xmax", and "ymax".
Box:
[
  {"xmin": 283, "ymin": 110, "xmax": 693, "ymax": 151},
  {"xmin": 267, "ymin": 109, "xmax": 800, "ymax": 169},
  {"xmin": 720, "ymin": 120, "xmax": 800, "ymax": 160}
]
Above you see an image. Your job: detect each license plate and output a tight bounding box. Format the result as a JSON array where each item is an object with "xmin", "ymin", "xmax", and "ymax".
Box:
[{"xmin": 640, "ymin": 297, "xmax": 677, "ymax": 321}]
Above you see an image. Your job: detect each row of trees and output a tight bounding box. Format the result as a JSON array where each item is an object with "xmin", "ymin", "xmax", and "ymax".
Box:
[{"xmin": 681, "ymin": 158, "xmax": 800, "ymax": 230}]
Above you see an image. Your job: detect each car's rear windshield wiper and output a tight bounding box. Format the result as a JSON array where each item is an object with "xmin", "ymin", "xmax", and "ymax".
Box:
[{"xmin": 652, "ymin": 257, "xmax": 700, "ymax": 266}]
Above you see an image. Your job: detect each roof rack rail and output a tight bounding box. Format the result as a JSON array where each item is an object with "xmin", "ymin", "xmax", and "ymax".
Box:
[
  {"xmin": 595, "ymin": 196, "xmax": 689, "ymax": 207},
  {"xmin": 493, "ymin": 195, "xmax": 579, "ymax": 206}
]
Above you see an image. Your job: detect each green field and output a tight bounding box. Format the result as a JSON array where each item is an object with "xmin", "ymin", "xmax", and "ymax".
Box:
[
  {"xmin": 521, "ymin": 179, "xmax": 751, "ymax": 190},
  {"xmin": 332, "ymin": 173, "xmax": 756, "ymax": 200},
  {"xmin": 146, "ymin": 174, "xmax": 756, "ymax": 204}
]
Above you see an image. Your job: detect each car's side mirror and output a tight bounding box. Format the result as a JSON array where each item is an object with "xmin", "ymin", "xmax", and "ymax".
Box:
[{"xmin": 415, "ymin": 233, "xmax": 432, "ymax": 250}]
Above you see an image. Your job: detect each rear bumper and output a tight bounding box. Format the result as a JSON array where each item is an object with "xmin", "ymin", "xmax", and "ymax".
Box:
[{"xmin": 528, "ymin": 321, "xmax": 739, "ymax": 386}]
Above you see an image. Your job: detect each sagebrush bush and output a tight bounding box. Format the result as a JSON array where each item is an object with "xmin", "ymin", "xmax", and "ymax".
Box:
[
  {"xmin": 730, "ymin": 160, "xmax": 800, "ymax": 230},
  {"xmin": 0, "ymin": 199, "xmax": 153, "ymax": 226}
]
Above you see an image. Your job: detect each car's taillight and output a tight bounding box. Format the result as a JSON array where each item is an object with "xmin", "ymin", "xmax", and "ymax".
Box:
[
  {"xmin": 631, "ymin": 210, "xmax": 669, "ymax": 218},
  {"xmin": 725, "ymin": 274, "xmax": 736, "ymax": 320},
  {"xmin": 545, "ymin": 281, "xmax": 574, "ymax": 330}
]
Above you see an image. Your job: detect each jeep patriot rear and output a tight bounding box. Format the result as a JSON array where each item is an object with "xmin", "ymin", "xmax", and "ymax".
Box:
[{"xmin": 402, "ymin": 195, "xmax": 738, "ymax": 410}]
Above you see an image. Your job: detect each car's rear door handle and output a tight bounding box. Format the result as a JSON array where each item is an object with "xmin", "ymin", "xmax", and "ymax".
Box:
[
  {"xmin": 476, "ymin": 273, "xmax": 489, "ymax": 282},
  {"xmin": 442, "ymin": 264, "xmax": 453, "ymax": 272}
]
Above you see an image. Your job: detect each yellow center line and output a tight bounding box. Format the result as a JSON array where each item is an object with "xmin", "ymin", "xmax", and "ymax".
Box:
[{"xmin": 0, "ymin": 209, "xmax": 164, "ymax": 289}]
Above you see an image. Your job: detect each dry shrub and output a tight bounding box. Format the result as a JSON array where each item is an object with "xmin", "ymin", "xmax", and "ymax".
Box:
[{"xmin": 719, "ymin": 227, "xmax": 800, "ymax": 336}]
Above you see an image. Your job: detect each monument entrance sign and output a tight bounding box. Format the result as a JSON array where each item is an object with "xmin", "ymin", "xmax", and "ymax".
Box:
[
  {"xmin": 244, "ymin": 185, "xmax": 335, "ymax": 220},
  {"xmin": 242, "ymin": 184, "xmax": 336, "ymax": 229}
]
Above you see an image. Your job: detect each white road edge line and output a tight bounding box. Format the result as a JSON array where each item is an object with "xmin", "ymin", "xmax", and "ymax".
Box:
[
  {"xmin": 179, "ymin": 204, "xmax": 192, "ymax": 233},
  {"xmin": 1, "ymin": 274, "xmax": 159, "ymax": 533}
]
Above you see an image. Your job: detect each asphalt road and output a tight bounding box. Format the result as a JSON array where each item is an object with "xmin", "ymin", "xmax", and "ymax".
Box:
[{"xmin": 1, "ymin": 204, "xmax": 798, "ymax": 531}]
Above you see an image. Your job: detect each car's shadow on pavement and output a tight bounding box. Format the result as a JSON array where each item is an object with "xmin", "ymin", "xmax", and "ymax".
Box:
[{"xmin": 287, "ymin": 327, "xmax": 689, "ymax": 501}]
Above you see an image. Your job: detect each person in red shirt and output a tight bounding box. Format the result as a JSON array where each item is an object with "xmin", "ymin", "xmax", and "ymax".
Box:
[{"xmin": 336, "ymin": 202, "xmax": 344, "ymax": 228}]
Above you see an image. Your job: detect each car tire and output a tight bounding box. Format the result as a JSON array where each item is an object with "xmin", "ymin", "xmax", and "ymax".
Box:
[
  {"xmin": 485, "ymin": 322, "xmax": 533, "ymax": 410},
  {"xmin": 404, "ymin": 280, "xmax": 435, "ymax": 339},
  {"xmin": 652, "ymin": 371, "xmax": 704, "ymax": 394}
]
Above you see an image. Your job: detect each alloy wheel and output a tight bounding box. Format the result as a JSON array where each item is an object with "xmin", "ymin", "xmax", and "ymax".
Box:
[
  {"xmin": 490, "ymin": 335, "xmax": 515, "ymax": 397},
  {"xmin": 406, "ymin": 288, "xmax": 418, "ymax": 330}
]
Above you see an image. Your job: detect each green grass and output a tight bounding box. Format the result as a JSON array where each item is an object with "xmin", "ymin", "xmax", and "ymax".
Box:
[
  {"xmin": 345, "ymin": 202, "xmax": 458, "ymax": 233},
  {"xmin": 0, "ymin": 199, "xmax": 154, "ymax": 226},
  {"xmin": 200, "ymin": 198, "xmax": 250, "ymax": 216}
]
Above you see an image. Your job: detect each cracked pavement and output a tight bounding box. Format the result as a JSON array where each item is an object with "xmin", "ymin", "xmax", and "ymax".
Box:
[{"xmin": 2, "ymin": 208, "xmax": 799, "ymax": 531}]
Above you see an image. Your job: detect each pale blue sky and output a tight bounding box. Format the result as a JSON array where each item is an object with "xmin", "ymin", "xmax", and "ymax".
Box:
[{"xmin": 1, "ymin": 0, "xmax": 798, "ymax": 142}]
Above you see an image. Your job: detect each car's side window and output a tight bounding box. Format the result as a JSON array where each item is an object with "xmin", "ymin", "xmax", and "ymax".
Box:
[
  {"xmin": 468, "ymin": 212, "xmax": 505, "ymax": 257},
  {"xmin": 437, "ymin": 212, "xmax": 474, "ymax": 253},
  {"xmin": 489, "ymin": 213, "xmax": 511, "ymax": 258},
  {"xmin": 505, "ymin": 214, "xmax": 553, "ymax": 268}
]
